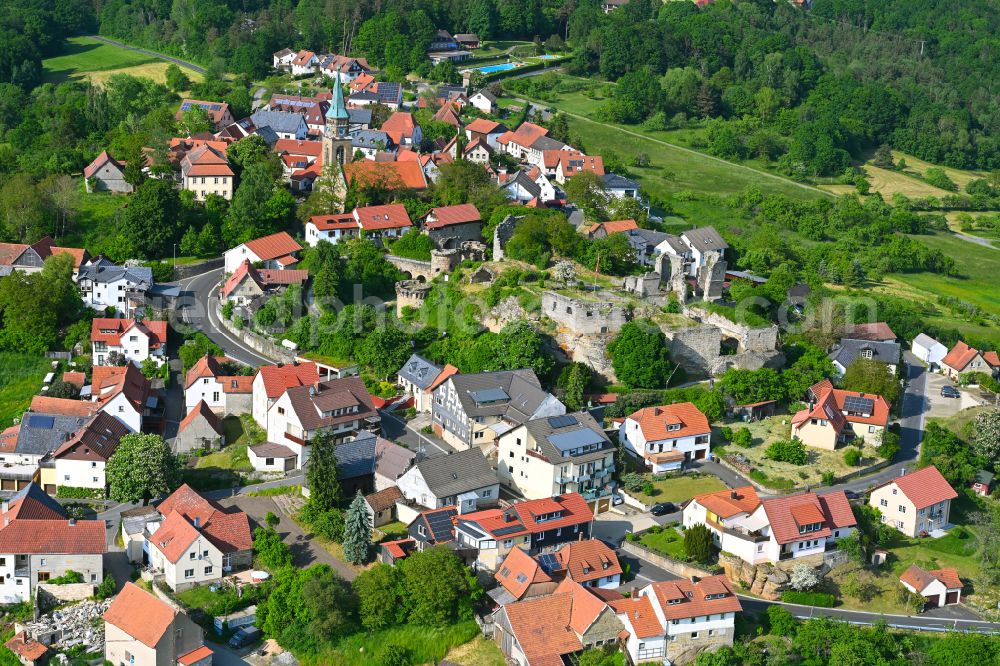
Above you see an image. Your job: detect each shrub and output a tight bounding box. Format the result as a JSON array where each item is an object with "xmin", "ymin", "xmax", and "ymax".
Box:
[
  {"xmin": 49, "ymin": 570, "xmax": 84, "ymax": 585},
  {"xmin": 924, "ymin": 167, "xmax": 958, "ymax": 192},
  {"xmin": 764, "ymin": 439, "xmax": 807, "ymax": 465},
  {"xmin": 641, "ymin": 482, "xmax": 655, "ymax": 496},
  {"xmin": 821, "ymin": 471, "xmax": 835, "ymax": 485},
  {"xmin": 94, "ymin": 575, "xmax": 117, "ymax": 599},
  {"xmin": 621, "ymin": 472, "xmax": 645, "ymax": 492},
  {"xmin": 56, "ymin": 486, "xmax": 105, "ymax": 499},
  {"xmin": 843, "ymin": 447, "xmax": 862, "ymax": 466},
  {"xmin": 733, "ymin": 428, "xmax": 753, "ymax": 448},
  {"xmin": 766, "ymin": 605, "xmax": 798, "ymax": 636},
  {"xmin": 780, "ymin": 591, "xmax": 835, "ymax": 607},
  {"xmin": 719, "ymin": 427, "xmax": 733, "ymax": 442},
  {"xmin": 683, "ymin": 524, "xmax": 716, "ymax": 563}
]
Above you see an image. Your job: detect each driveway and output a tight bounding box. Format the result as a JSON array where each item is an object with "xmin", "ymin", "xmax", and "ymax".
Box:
[
  {"xmin": 217, "ymin": 495, "xmax": 357, "ymax": 580},
  {"xmin": 592, "ymin": 510, "xmax": 657, "ymax": 545},
  {"xmin": 379, "ymin": 409, "xmax": 454, "ymax": 457},
  {"xmin": 925, "ymin": 371, "xmax": 982, "ymax": 417}
]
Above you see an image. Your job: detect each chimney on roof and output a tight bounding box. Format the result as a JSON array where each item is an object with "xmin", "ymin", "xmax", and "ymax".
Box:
[
  {"xmin": 194, "ymin": 517, "xmax": 201, "ymax": 528},
  {"xmin": 68, "ymin": 518, "xmax": 75, "ymax": 526},
  {"xmin": 690, "ymin": 575, "xmax": 699, "ymax": 584},
  {"xmin": 730, "ymin": 490, "xmax": 738, "ymax": 500},
  {"xmin": 631, "ymin": 586, "xmax": 640, "ymax": 598}
]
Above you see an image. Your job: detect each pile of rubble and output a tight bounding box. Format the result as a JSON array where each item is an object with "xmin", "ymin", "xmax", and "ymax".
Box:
[{"xmin": 17, "ymin": 599, "xmax": 111, "ymax": 654}]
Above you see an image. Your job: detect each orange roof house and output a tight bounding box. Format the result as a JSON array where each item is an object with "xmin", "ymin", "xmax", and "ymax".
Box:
[
  {"xmin": 352, "ymin": 203, "xmax": 413, "ymax": 234},
  {"xmin": 104, "ymin": 582, "xmax": 212, "ymax": 665},
  {"xmin": 868, "ymin": 465, "xmax": 957, "ymax": 539},
  {"xmin": 424, "ymin": 203, "xmax": 482, "ymax": 230},
  {"xmin": 343, "ymin": 160, "xmax": 427, "ymax": 191},
  {"xmin": 791, "ymin": 379, "xmax": 889, "ymax": 450},
  {"xmin": 225, "ymin": 231, "xmax": 302, "ymax": 272},
  {"xmin": 941, "ymin": 340, "xmax": 999, "ymax": 378},
  {"xmin": 900, "ymin": 564, "xmax": 963, "ymax": 607},
  {"xmin": 620, "ymin": 402, "xmax": 711, "ymax": 471},
  {"xmin": 586, "ymin": 219, "xmax": 638, "ymax": 238},
  {"xmin": 381, "ymin": 112, "xmax": 420, "ymax": 144}
]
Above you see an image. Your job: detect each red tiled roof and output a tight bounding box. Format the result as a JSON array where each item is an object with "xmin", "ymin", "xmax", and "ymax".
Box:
[
  {"xmin": 62, "ymin": 371, "xmax": 86, "ymax": 388},
  {"xmin": 694, "ymin": 486, "xmax": 761, "ymax": 519},
  {"xmin": 53, "ymin": 411, "xmax": 130, "ymax": 462},
  {"xmin": 365, "ymin": 486, "xmax": 403, "ymax": 513},
  {"xmin": 556, "ymin": 539, "xmax": 622, "ymax": 584},
  {"xmin": 496, "ymin": 546, "xmax": 553, "ymax": 599},
  {"xmin": 291, "ymin": 50, "xmax": 316, "ymax": 67},
  {"xmin": 0, "ymin": 515, "xmax": 106, "ymax": 554},
  {"xmin": 275, "ymin": 139, "xmax": 322, "ymax": 157},
  {"xmin": 103, "ymin": 583, "xmax": 178, "ymax": 648},
  {"xmin": 176, "ymin": 99, "xmax": 232, "ymax": 124},
  {"xmin": 588, "ymin": 219, "xmax": 638, "ymax": 236},
  {"xmin": 184, "ymin": 355, "xmax": 225, "ymax": 389},
  {"xmin": 156, "ymin": 484, "xmax": 253, "ymax": 555},
  {"xmin": 887, "ymin": 465, "xmax": 958, "ymax": 510},
  {"xmin": 344, "ymin": 160, "xmax": 427, "ymax": 190},
  {"xmin": 90, "ymin": 318, "xmax": 167, "ymax": 349},
  {"xmin": 309, "ymin": 213, "xmax": 357, "ymax": 231},
  {"xmin": 425, "ymin": 204, "xmax": 481, "ymax": 229},
  {"xmin": 647, "ymin": 575, "xmax": 742, "ymax": 620},
  {"xmin": 502, "ymin": 592, "xmax": 582, "ymax": 663},
  {"xmin": 941, "ymin": 340, "xmax": 985, "ymax": 372},
  {"xmin": 178, "ymin": 645, "xmax": 214, "ymax": 665},
  {"xmin": 83, "ymin": 150, "xmax": 119, "ymax": 178},
  {"xmin": 381, "ymin": 111, "xmax": 418, "ymax": 143},
  {"xmin": 150, "ymin": 510, "xmax": 202, "ymax": 563},
  {"xmin": 559, "ymin": 154, "xmax": 605, "ymax": 178},
  {"xmin": 794, "ymin": 382, "xmax": 889, "ymax": 431},
  {"xmin": 900, "ymin": 564, "xmax": 939, "ymax": 592},
  {"xmin": 91, "ymin": 364, "xmax": 153, "ymax": 412},
  {"xmin": 353, "ymin": 203, "xmax": 413, "ymax": 231},
  {"xmin": 846, "ymin": 322, "xmax": 896, "ymax": 342},
  {"xmin": 255, "ymin": 363, "xmax": 321, "ymax": 398},
  {"xmin": 627, "ymin": 402, "xmax": 710, "ymax": 442},
  {"xmin": 543, "ymin": 149, "xmax": 580, "ymax": 169},
  {"xmin": 29, "ymin": 396, "xmax": 98, "ymax": 418},
  {"xmin": 382, "ymin": 537, "xmax": 416, "ymax": 559},
  {"xmin": 432, "ymin": 103, "xmax": 461, "ymax": 127},
  {"xmin": 506, "ymin": 122, "xmax": 548, "ymax": 148},
  {"xmin": 179, "ymin": 400, "xmax": 224, "ymax": 437},
  {"xmin": 610, "ymin": 595, "xmax": 662, "ymax": 638},
  {"xmin": 984, "ymin": 351, "xmax": 1000, "ymax": 367},
  {"xmin": 463, "ymin": 493, "xmax": 592, "ymax": 540},
  {"xmin": 5, "ymin": 631, "xmax": 47, "ymax": 661},
  {"xmin": 243, "ymin": 231, "xmax": 302, "ymax": 262},
  {"xmin": 761, "ymin": 490, "xmax": 856, "ymax": 545},
  {"xmin": 466, "ymin": 118, "xmax": 504, "ymax": 135},
  {"xmin": 930, "ymin": 568, "xmax": 962, "ymax": 590}
]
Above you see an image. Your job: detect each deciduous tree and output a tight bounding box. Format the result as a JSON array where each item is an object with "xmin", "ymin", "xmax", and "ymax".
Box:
[{"xmin": 106, "ymin": 433, "xmax": 180, "ymax": 504}]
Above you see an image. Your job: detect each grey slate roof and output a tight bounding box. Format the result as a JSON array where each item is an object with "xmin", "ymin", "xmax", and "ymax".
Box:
[
  {"xmin": 658, "ymin": 235, "xmax": 689, "ymax": 255},
  {"xmin": 398, "ymin": 353, "xmax": 443, "ymax": 390},
  {"xmin": 912, "ymin": 333, "xmax": 943, "ymax": 350},
  {"xmin": 375, "ymin": 437, "xmax": 416, "ymax": 483},
  {"xmin": 506, "ymin": 171, "xmax": 541, "ymax": 199},
  {"xmin": 353, "ymin": 130, "xmax": 394, "ymax": 150},
  {"xmin": 414, "ymin": 447, "xmax": 498, "ymax": 498},
  {"xmin": 522, "ymin": 412, "xmax": 611, "ymax": 463},
  {"xmin": 446, "ymin": 369, "xmax": 555, "ymax": 422},
  {"xmin": 250, "ymin": 109, "xmax": 307, "ymax": 135},
  {"xmin": 348, "ymin": 107, "xmax": 372, "ymax": 126},
  {"xmin": 603, "ymin": 173, "xmax": 639, "ymax": 190},
  {"xmin": 335, "ymin": 431, "xmax": 378, "ymax": 480},
  {"xmin": 78, "ymin": 263, "xmax": 153, "ymax": 287},
  {"xmin": 474, "ymin": 89, "xmax": 497, "ymax": 103},
  {"xmin": 829, "ymin": 339, "xmax": 901, "ymax": 369},
  {"xmin": 530, "ymin": 136, "xmax": 567, "ymax": 151},
  {"xmin": 15, "ymin": 412, "xmax": 89, "ymax": 456},
  {"xmin": 627, "ymin": 228, "xmax": 670, "ymax": 247},
  {"xmin": 682, "ymin": 226, "xmax": 728, "ymax": 253}
]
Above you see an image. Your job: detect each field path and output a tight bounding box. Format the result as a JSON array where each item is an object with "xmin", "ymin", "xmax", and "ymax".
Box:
[
  {"xmin": 509, "ymin": 90, "xmax": 832, "ymax": 198},
  {"xmin": 85, "ymin": 35, "xmax": 206, "ymax": 74}
]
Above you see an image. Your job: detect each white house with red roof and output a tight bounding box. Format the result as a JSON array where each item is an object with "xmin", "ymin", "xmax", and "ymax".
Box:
[
  {"xmin": 899, "ymin": 564, "xmax": 963, "ymax": 608},
  {"xmin": 184, "ymin": 355, "xmax": 253, "ymax": 415},
  {"xmin": 104, "ymin": 582, "xmax": 212, "ymax": 666},
  {"xmin": 683, "ymin": 485, "xmax": 856, "ymax": 564},
  {"xmin": 90, "ymin": 364, "xmax": 158, "ymax": 432},
  {"xmin": 791, "ymin": 379, "xmax": 889, "ymax": 450},
  {"xmin": 465, "ymin": 118, "xmax": 508, "ymax": 149},
  {"xmin": 619, "ymin": 402, "xmax": 712, "ymax": 473},
  {"xmin": 612, "ymin": 575, "xmax": 742, "ymax": 665},
  {"xmin": 0, "ymin": 484, "xmax": 107, "ymax": 603},
  {"xmin": 90, "ymin": 318, "xmax": 167, "ymax": 367},
  {"xmin": 223, "ymin": 231, "xmax": 302, "ymax": 273},
  {"xmin": 305, "ymin": 213, "xmax": 360, "ymax": 246},
  {"xmin": 143, "ymin": 484, "xmax": 253, "ymax": 589},
  {"xmin": 498, "ymin": 122, "xmax": 550, "ymax": 160},
  {"xmin": 52, "ymin": 411, "xmax": 131, "ymax": 492},
  {"xmin": 352, "ymin": 203, "xmax": 413, "ymax": 239},
  {"xmin": 264, "ymin": 375, "xmax": 378, "ymax": 466},
  {"xmin": 180, "ymin": 144, "xmax": 235, "ymax": 201},
  {"xmin": 554, "ymin": 154, "xmax": 605, "ymax": 185},
  {"xmin": 290, "ymin": 49, "xmax": 319, "ymax": 76},
  {"xmin": 452, "ymin": 492, "xmax": 593, "ymax": 571},
  {"xmin": 251, "ymin": 362, "xmax": 320, "ymax": 428},
  {"xmin": 940, "ymin": 340, "xmax": 1000, "ymax": 380},
  {"xmin": 868, "ymin": 465, "xmax": 957, "ymax": 537},
  {"xmin": 219, "ymin": 259, "xmax": 309, "ymax": 305},
  {"xmin": 83, "ymin": 150, "xmax": 132, "ymax": 193},
  {"xmin": 492, "ymin": 539, "xmax": 622, "ymax": 606},
  {"xmin": 381, "ymin": 112, "xmax": 422, "ymax": 146}
]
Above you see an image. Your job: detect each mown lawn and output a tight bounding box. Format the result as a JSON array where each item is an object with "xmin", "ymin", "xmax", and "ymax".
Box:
[
  {"xmin": 442, "ymin": 635, "xmax": 507, "ymax": 666},
  {"xmin": 0, "ymin": 353, "xmax": 51, "ymax": 428},
  {"xmin": 638, "ymin": 525, "xmax": 688, "ymax": 560},
  {"xmin": 303, "ymin": 621, "xmax": 481, "ymax": 666},
  {"xmin": 42, "ymin": 36, "xmax": 157, "ymax": 84},
  {"xmin": 644, "ymin": 474, "xmax": 726, "ymax": 503}
]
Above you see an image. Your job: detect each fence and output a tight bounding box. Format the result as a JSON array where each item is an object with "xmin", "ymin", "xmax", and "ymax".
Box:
[{"xmin": 44, "ymin": 351, "xmax": 72, "ymax": 361}]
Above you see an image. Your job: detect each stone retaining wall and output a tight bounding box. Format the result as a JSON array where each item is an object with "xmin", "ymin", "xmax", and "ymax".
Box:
[
  {"xmin": 619, "ymin": 539, "xmax": 715, "ymax": 580},
  {"xmin": 216, "ymin": 303, "xmax": 294, "ymax": 364},
  {"xmin": 173, "ymin": 257, "xmax": 224, "ymax": 280}
]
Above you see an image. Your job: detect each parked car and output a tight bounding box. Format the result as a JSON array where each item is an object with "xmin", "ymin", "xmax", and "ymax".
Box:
[
  {"xmin": 650, "ymin": 502, "xmax": 676, "ymax": 516},
  {"xmin": 941, "ymin": 385, "xmax": 961, "ymax": 399},
  {"xmin": 612, "ymin": 493, "xmax": 624, "ymax": 506},
  {"xmin": 844, "ymin": 490, "xmax": 860, "ymax": 500},
  {"xmin": 229, "ymin": 627, "xmax": 261, "ymax": 649}
]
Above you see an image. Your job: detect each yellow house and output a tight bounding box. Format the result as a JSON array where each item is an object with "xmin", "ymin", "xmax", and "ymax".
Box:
[
  {"xmin": 868, "ymin": 465, "xmax": 957, "ymax": 537},
  {"xmin": 791, "ymin": 380, "xmax": 889, "ymax": 450}
]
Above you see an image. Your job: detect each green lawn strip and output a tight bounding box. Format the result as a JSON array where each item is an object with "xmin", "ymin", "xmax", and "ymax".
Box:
[
  {"xmin": 374, "ymin": 520, "xmax": 410, "ymax": 543},
  {"xmin": 195, "ymin": 443, "xmax": 250, "ymax": 470},
  {"xmin": 442, "ymin": 635, "xmax": 508, "ymax": 666},
  {"xmin": 305, "ymin": 621, "xmax": 481, "ymax": 666},
  {"xmin": 644, "ymin": 474, "xmax": 727, "ymax": 503},
  {"xmin": 638, "ymin": 526, "xmax": 688, "ymax": 560},
  {"xmin": 506, "ymin": 86, "xmax": 827, "ymax": 201},
  {"xmin": 0, "ymin": 353, "xmax": 51, "ymax": 428},
  {"xmin": 42, "ymin": 36, "xmax": 157, "ymax": 84},
  {"xmin": 893, "ymin": 231, "xmax": 1000, "ymax": 314}
]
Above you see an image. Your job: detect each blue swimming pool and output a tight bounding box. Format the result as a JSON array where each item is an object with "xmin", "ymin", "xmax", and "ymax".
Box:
[
  {"xmin": 477, "ymin": 62, "xmax": 522, "ymax": 74},
  {"xmin": 538, "ymin": 54, "xmax": 559, "ymax": 59}
]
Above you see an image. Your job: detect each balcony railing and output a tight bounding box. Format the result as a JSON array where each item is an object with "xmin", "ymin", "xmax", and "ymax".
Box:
[{"xmin": 14, "ymin": 567, "xmax": 29, "ymax": 578}]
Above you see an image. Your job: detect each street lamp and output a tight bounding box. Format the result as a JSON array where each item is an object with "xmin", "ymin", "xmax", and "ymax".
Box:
[{"xmin": 173, "ymin": 243, "xmax": 178, "ymax": 268}]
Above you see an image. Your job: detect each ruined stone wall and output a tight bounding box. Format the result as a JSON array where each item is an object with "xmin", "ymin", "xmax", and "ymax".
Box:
[
  {"xmin": 492, "ymin": 215, "xmax": 523, "ymax": 261},
  {"xmin": 395, "ymin": 280, "xmax": 432, "ymax": 317},
  {"xmin": 685, "ymin": 307, "xmax": 779, "ymax": 353},
  {"xmin": 662, "ymin": 325, "xmax": 722, "ymax": 376},
  {"xmin": 541, "ymin": 291, "xmax": 631, "ymax": 337}
]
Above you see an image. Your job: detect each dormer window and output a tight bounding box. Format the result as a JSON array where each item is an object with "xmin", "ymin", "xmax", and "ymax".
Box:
[
  {"xmin": 667, "ymin": 424, "xmax": 681, "ymax": 432},
  {"xmin": 861, "ymin": 349, "xmax": 874, "ymax": 360}
]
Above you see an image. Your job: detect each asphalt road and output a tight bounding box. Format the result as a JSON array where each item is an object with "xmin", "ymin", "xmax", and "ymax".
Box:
[
  {"xmin": 84, "ymin": 35, "xmax": 207, "ymax": 74},
  {"xmin": 172, "ymin": 267, "xmax": 275, "ymax": 367}
]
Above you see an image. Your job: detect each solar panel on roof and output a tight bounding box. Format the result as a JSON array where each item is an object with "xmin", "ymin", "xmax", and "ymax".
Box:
[
  {"xmin": 548, "ymin": 428, "xmax": 606, "ymax": 452},
  {"xmin": 536, "ymin": 553, "xmax": 560, "ymax": 575},
  {"xmin": 843, "ymin": 396, "xmax": 874, "ymax": 413},
  {"xmin": 547, "ymin": 415, "xmax": 578, "ymax": 429},
  {"xmin": 492, "ymin": 524, "xmax": 524, "ymax": 537},
  {"xmin": 471, "ymin": 388, "xmax": 509, "ymax": 403},
  {"xmin": 426, "ymin": 511, "xmax": 455, "ymax": 539},
  {"xmin": 26, "ymin": 414, "xmax": 55, "ymax": 429}
]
